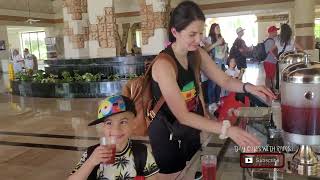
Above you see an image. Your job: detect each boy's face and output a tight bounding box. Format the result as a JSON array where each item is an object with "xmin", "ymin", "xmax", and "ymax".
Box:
[
  {"xmin": 230, "ymin": 58, "xmax": 236, "ymax": 69},
  {"xmin": 101, "ymin": 112, "xmax": 134, "ymax": 145}
]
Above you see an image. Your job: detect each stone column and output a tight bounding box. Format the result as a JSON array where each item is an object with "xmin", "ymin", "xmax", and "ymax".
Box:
[
  {"xmin": 140, "ymin": 0, "xmax": 169, "ymax": 55},
  {"xmin": 294, "ymin": 0, "xmax": 318, "ymax": 60},
  {"xmin": 0, "ymin": 26, "xmax": 10, "ymax": 60},
  {"xmin": 45, "ymin": 25, "xmax": 65, "ymax": 59},
  {"xmin": 63, "ymin": 0, "xmax": 89, "ymax": 59},
  {"xmin": 87, "ymin": 0, "xmax": 117, "ymax": 58},
  {"xmin": 0, "ymin": 25, "xmax": 10, "ymax": 74}
]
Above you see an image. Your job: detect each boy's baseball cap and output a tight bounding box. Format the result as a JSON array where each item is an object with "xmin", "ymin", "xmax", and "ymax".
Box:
[
  {"xmin": 268, "ymin": 26, "xmax": 279, "ymax": 33},
  {"xmin": 88, "ymin": 95, "xmax": 136, "ymax": 126}
]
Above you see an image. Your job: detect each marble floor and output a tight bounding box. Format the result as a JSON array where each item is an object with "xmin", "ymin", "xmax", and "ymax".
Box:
[{"xmin": 0, "ymin": 62, "xmax": 266, "ymax": 180}]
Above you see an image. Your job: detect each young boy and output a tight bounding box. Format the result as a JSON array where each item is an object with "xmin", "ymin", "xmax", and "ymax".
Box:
[
  {"xmin": 225, "ymin": 57, "xmax": 240, "ymax": 79},
  {"xmin": 68, "ymin": 95, "xmax": 159, "ymax": 180},
  {"xmin": 221, "ymin": 57, "xmax": 241, "ymax": 97}
]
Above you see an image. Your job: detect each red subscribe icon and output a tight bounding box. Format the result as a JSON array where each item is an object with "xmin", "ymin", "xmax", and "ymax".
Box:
[{"xmin": 240, "ymin": 153, "xmax": 285, "ymax": 168}]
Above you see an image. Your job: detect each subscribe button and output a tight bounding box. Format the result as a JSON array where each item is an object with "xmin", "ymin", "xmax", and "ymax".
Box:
[{"xmin": 240, "ymin": 153, "xmax": 285, "ymax": 168}]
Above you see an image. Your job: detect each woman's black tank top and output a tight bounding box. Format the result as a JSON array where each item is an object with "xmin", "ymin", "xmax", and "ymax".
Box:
[{"xmin": 151, "ymin": 45, "xmax": 204, "ymax": 122}]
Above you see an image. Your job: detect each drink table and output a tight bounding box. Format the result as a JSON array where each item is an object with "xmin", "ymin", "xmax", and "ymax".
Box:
[{"xmin": 176, "ymin": 108, "xmax": 320, "ymax": 180}]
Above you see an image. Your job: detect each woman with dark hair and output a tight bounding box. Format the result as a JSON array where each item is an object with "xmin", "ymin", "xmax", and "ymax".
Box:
[
  {"xmin": 270, "ymin": 23, "xmax": 303, "ymax": 90},
  {"xmin": 203, "ymin": 23, "xmax": 228, "ymax": 110},
  {"xmin": 271, "ymin": 23, "xmax": 303, "ymax": 58},
  {"xmin": 149, "ymin": 1, "xmax": 275, "ymax": 179}
]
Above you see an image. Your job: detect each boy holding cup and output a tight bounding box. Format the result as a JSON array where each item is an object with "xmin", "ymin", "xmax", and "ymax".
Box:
[{"xmin": 68, "ymin": 95, "xmax": 159, "ymax": 180}]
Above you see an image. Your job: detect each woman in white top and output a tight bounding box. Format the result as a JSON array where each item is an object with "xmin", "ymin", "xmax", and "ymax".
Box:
[
  {"xmin": 270, "ymin": 24, "xmax": 303, "ymax": 90},
  {"xmin": 270, "ymin": 24, "xmax": 303, "ymax": 58},
  {"xmin": 202, "ymin": 23, "xmax": 228, "ymax": 107}
]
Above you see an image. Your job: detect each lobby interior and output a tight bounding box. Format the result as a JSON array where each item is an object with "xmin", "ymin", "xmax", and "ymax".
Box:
[{"xmin": 0, "ymin": 0, "xmax": 320, "ymax": 179}]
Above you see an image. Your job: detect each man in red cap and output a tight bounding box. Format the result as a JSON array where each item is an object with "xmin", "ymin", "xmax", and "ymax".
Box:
[{"xmin": 263, "ymin": 25, "xmax": 279, "ymax": 89}]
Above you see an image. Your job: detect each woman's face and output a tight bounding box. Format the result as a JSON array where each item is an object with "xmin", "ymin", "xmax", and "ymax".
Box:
[
  {"xmin": 172, "ymin": 20, "xmax": 205, "ymax": 51},
  {"xmin": 214, "ymin": 25, "xmax": 220, "ymax": 34}
]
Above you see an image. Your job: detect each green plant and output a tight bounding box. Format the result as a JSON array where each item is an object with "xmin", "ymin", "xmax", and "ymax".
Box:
[
  {"xmin": 73, "ymin": 72, "xmax": 83, "ymax": 82},
  {"xmin": 82, "ymin": 73, "xmax": 97, "ymax": 82},
  {"xmin": 61, "ymin": 71, "xmax": 73, "ymax": 83},
  {"xmin": 127, "ymin": 73, "xmax": 138, "ymax": 80},
  {"xmin": 41, "ymin": 74, "xmax": 58, "ymax": 83},
  {"xmin": 94, "ymin": 73, "xmax": 103, "ymax": 81},
  {"xmin": 15, "ymin": 72, "xmax": 32, "ymax": 81},
  {"xmin": 108, "ymin": 74, "xmax": 120, "ymax": 81},
  {"xmin": 32, "ymin": 70, "xmax": 46, "ymax": 83}
]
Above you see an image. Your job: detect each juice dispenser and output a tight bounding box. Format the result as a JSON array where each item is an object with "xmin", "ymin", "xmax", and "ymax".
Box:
[{"xmin": 281, "ymin": 60, "xmax": 320, "ymax": 175}]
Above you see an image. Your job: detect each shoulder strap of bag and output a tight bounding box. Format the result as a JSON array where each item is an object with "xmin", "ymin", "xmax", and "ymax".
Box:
[
  {"xmin": 131, "ymin": 141, "xmax": 148, "ymax": 176},
  {"xmin": 263, "ymin": 37, "xmax": 274, "ymax": 44},
  {"xmin": 193, "ymin": 50, "xmax": 209, "ymax": 117},
  {"xmin": 278, "ymin": 42, "xmax": 287, "ymax": 58},
  {"xmin": 147, "ymin": 52, "xmax": 178, "ymax": 120}
]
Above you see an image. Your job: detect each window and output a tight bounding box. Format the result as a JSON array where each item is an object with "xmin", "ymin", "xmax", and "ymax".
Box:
[
  {"xmin": 21, "ymin": 31, "xmax": 47, "ymax": 60},
  {"xmin": 315, "ymin": 19, "xmax": 320, "ymax": 39},
  {"xmin": 136, "ymin": 30, "xmax": 142, "ymax": 48}
]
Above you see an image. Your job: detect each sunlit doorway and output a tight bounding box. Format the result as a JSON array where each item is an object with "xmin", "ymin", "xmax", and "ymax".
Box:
[{"xmin": 205, "ymin": 15, "xmax": 258, "ymax": 49}]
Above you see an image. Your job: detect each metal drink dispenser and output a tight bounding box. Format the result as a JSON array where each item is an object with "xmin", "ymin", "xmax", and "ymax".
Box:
[{"xmin": 281, "ymin": 59, "xmax": 320, "ymax": 176}]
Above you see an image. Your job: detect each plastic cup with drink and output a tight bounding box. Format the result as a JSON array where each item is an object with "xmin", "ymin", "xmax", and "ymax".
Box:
[
  {"xmin": 100, "ymin": 136, "xmax": 116, "ymax": 165},
  {"xmin": 201, "ymin": 155, "xmax": 217, "ymax": 180}
]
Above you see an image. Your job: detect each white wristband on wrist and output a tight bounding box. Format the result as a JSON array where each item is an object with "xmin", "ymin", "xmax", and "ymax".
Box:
[{"xmin": 219, "ymin": 120, "xmax": 231, "ymax": 139}]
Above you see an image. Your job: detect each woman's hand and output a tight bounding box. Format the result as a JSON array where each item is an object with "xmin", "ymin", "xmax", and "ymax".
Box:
[
  {"xmin": 246, "ymin": 84, "xmax": 277, "ymax": 100},
  {"xmin": 227, "ymin": 126, "xmax": 261, "ymax": 148},
  {"xmin": 87, "ymin": 145, "xmax": 114, "ymax": 166}
]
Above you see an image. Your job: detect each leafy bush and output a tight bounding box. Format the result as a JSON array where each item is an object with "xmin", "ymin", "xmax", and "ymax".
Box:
[
  {"xmin": 32, "ymin": 70, "xmax": 46, "ymax": 83},
  {"xmin": 61, "ymin": 71, "xmax": 73, "ymax": 83},
  {"xmin": 14, "ymin": 70, "xmax": 130, "ymax": 83},
  {"xmin": 41, "ymin": 74, "xmax": 59, "ymax": 83},
  {"xmin": 15, "ymin": 72, "xmax": 32, "ymax": 81},
  {"xmin": 73, "ymin": 71, "xmax": 83, "ymax": 82}
]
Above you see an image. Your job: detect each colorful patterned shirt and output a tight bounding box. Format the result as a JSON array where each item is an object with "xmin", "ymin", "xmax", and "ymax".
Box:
[{"xmin": 71, "ymin": 141, "xmax": 159, "ymax": 180}]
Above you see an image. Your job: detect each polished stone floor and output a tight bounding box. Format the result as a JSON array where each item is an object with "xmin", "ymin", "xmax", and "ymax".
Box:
[{"xmin": 0, "ymin": 63, "xmax": 265, "ymax": 180}]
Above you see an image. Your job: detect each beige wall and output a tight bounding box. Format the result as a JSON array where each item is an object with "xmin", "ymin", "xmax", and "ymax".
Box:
[
  {"xmin": 115, "ymin": 0, "xmax": 140, "ymax": 13},
  {"xmin": 7, "ymin": 30, "xmax": 21, "ymax": 51},
  {"xmin": 0, "ymin": 0, "xmax": 54, "ymax": 14}
]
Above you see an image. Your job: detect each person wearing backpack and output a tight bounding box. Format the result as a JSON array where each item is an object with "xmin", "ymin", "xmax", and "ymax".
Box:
[
  {"xmin": 147, "ymin": 1, "xmax": 276, "ymax": 179},
  {"xmin": 230, "ymin": 27, "xmax": 253, "ymax": 70},
  {"xmin": 68, "ymin": 95, "xmax": 159, "ymax": 180},
  {"xmin": 263, "ymin": 26, "xmax": 279, "ymax": 89}
]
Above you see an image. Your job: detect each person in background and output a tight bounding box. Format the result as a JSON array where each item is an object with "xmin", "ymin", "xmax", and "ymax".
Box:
[
  {"xmin": 202, "ymin": 23, "xmax": 228, "ymax": 111},
  {"xmin": 263, "ymin": 26, "xmax": 279, "ymax": 89},
  {"xmin": 221, "ymin": 56, "xmax": 240, "ymax": 97},
  {"xmin": 12, "ymin": 49, "xmax": 24, "ymax": 73},
  {"xmin": 270, "ymin": 23, "xmax": 303, "ymax": 58},
  {"xmin": 23, "ymin": 48, "xmax": 38, "ymax": 72},
  {"xmin": 230, "ymin": 27, "xmax": 253, "ymax": 70},
  {"xmin": 225, "ymin": 57, "xmax": 240, "ymax": 78},
  {"xmin": 269, "ymin": 23, "xmax": 304, "ymax": 90}
]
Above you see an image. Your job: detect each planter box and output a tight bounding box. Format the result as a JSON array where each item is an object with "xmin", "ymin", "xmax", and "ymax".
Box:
[{"xmin": 11, "ymin": 80, "xmax": 129, "ymax": 98}]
